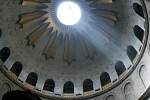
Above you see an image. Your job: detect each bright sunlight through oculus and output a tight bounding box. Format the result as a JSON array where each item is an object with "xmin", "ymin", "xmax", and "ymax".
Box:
[{"xmin": 57, "ymin": 2, "xmax": 81, "ymax": 26}]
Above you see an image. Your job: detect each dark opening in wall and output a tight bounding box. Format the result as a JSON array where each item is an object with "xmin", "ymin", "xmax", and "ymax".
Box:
[
  {"xmin": 115, "ymin": 61, "xmax": 126, "ymax": 76},
  {"xmin": 127, "ymin": 45, "xmax": 137, "ymax": 62},
  {"xmin": 134, "ymin": 25, "xmax": 144, "ymax": 42},
  {"xmin": 26, "ymin": 72, "xmax": 38, "ymax": 86},
  {"xmin": 43, "ymin": 79, "xmax": 55, "ymax": 92},
  {"xmin": 2, "ymin": 90, "xmax": 41, "ymax": 100},
  {"xmin": 83, "ymin": 79, "xmax": 94, "ymax": 92},
  {"xmin": 63, "ymin": 81, "xmax": 74, "ymax": 94},
  {"xmin": 100, "ymin": 72, "xmax": 111, "ymax": 86},
  {"xmin": 0, "ymin": 47, "xmax": 10, "ymax": 62},
  {"xmin": 133, "ymin": 3, "xmax": 144, "ymax": 18},
  {"xmin": 10, "ymin": 62, "xmax": 22, "ymax": 77}
]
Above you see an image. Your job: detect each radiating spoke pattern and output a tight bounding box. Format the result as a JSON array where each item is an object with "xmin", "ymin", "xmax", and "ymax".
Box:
[{"xmin": 19, "ymin": 0, "xmax": 117, "ymax": 63}]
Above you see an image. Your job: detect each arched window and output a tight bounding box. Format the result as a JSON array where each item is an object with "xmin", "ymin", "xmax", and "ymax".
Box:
[
  {"xmin": 134, "ymin": 25, "xmax": 144, "ymax": 42},
  {"xmin": 43, "ymin": 79, "xmax": 55, "ymax": 92},
  {"xmin": 115, "ymin": 61, "xmax": 126, "ymax": 76},
  {"xmin": 0, "ymin": 47, "xmax": 10, "ymax": 62},
  {"xmin": 10, "ymin": 62, "xmax": 22, "ymax": 77},
  {"xmin": 127, "ymin": 45, "xmax": 137, "ymax": 62},
  {"xmin": 100, "ymin": 72, "xmax": 111, "ymax": 86},
  {"xmin": 133, "ymin": 3, "xmax": 144, "ymax": 18},
  {"xmin": 26, "ymin": 72, "xmax": 38, "ymax": 86},
  {"xmin": 63, "ymin": 81, "xmax": 74, "ymax": 94},
  {"xmin": 83, "ymin": 79, "xmax": 94, "ymax": 92}
]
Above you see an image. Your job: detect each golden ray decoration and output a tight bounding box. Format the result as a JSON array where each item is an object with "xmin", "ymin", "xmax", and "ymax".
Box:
[
  {"xmin": 64, "ymin": 34, "xmax": 76, "ymax": 63},
  {"xmin": 27, "ymin": 22, "xmax": 49, "ymax": 46},
  {"xmin": 20, "ymin": 11, "xmax": 47, "ymax": 25},
  {"xmin": 43, "ymin": 31, "xmax": 62, "ymax": 59},
  {"xmin": 19, "ymin": 0, "xmax": 117, "ymax": 63},
  {"xmin": 94, "ymin": 0, "xmax": 114, "ymax": 4},
  {"xmin": 78, "ymin": 34, "xmax": 96, "ymax": 59}
]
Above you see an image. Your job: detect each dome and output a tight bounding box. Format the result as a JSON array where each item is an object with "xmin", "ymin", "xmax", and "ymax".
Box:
[{"xmin": 0, "ymin": 0, "xmax": 150, "ymax": 100}]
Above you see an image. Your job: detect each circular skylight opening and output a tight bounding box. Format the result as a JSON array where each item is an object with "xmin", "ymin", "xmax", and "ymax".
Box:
[{"xmin": 57, "ymin": 2, "xmax": 81, "ymax": 26}]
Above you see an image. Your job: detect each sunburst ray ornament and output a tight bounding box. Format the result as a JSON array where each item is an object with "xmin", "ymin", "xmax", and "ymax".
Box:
[{"xmin": 19, "ymin": 0, "xmax": 117, "ymax": 63}]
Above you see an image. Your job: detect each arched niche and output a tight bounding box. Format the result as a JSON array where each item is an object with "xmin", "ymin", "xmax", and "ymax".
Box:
[
  {"xmin": 127, "ymin": 45, "xmax": 137, "ymax": 62},
  {"xmin": 26, "ymin": 72, "xmax": 38, "ymax": 86},
  {"xmin": 133, "ymin": 3, "xmax": 144, "ymax": 18},
  {"xmin": 134, "ymin": 25, "xmax": 144, "ymax": 42},
  {"xmin": 0, "ymin": 47, "xmax": 10, "ymax": 62},
  {"xmin": 10, "ymin": 62, "xmax": 22, "ymax": 77},
  {"xmin": 83, "ymin": 79, "xmax": 94, "ymax": 92},
  {"xmin": 139, "ymin": 65, "xmax": 150, "ymax": 88},
  {"xmin": 124, "ymin": 82, "xmax": 135, "ymax": 100},
  {"xmin": 43, "ymin": 79, "xmax": 55, "ymax": 92},
  {"xmin": 106, "ymin": 95, "xmax": 115, "ymax": 100},
  {"xmin": 63, "ymin": 81, "xmax": 74, "ymax": 94},
  {"xmin": 115, "ymin": 61, "xmax": 126, "ymax": 76},
  {"xmin": 100, "ymin": 72, "xmax": 111, "ymax": 86}
]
